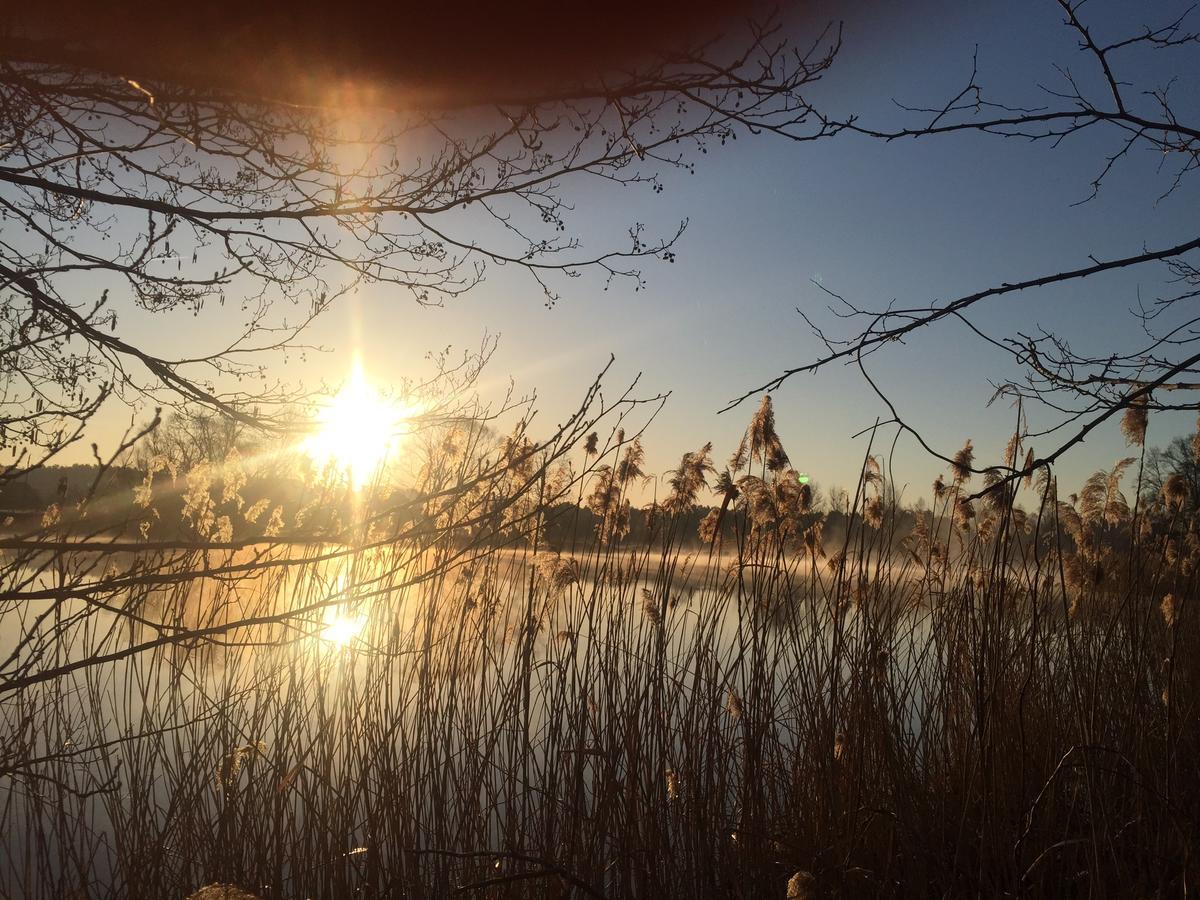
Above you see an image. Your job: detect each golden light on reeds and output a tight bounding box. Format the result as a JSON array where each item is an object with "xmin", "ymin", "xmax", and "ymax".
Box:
[
  {"xmin": 304, "ymin": 359, "xmax": 420, "ymax": 490},
  {"xmin": 787, "ymin": 870, "xmax": 817, "ymax": 900},
  {"xmin": 1120, "ymin": 400, "xmax": 1148, "ymax": 446}
]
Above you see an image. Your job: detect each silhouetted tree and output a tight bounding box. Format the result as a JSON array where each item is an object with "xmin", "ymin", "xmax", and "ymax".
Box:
[{"xmin": 1, "ymin": 12, "xmax": 844, "ymax": 478}]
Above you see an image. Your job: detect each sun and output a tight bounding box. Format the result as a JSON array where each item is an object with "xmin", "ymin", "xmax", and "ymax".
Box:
[
  {"xmin": 319, "ymin": 609, "xmax": 367, "ymax": 647},
  {"xmin": 304, "ymin": 359, "xmax": 418, "ymax": 490}
]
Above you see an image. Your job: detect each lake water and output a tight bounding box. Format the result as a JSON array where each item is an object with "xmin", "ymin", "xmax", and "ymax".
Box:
[{"xmin": 1, "ymin": 540, "xmax": 965, "ymax": 897}]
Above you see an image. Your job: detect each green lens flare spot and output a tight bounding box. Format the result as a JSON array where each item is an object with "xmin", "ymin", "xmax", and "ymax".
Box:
[{"xmin": 797, "ymin": 474, "xmax": 810, "ymax": 484}]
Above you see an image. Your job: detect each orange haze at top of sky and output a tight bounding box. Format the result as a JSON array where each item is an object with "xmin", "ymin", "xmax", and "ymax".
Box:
[{"xmin": 5, "ymin": 0, "xmax": 759, "ymax": 106}]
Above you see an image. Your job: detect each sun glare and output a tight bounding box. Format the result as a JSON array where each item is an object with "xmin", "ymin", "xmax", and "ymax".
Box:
[
  {"xmin": 304, "ymin": 360, "xmax": 418, "ymax": 490},
  {"xmin": 319, "ymin": 610, "xmax": 367, "ymax": 647}
]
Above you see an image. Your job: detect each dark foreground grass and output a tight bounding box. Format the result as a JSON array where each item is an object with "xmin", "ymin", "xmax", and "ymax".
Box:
[{"xmin": 2, "ymin": 419, "xmax": 1197, "ymax": 899}]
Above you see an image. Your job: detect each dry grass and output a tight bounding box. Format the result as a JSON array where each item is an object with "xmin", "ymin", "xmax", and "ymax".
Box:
[{"xmin": 2, "ymin": 411, "xmax": 1198, "ymax": 899}]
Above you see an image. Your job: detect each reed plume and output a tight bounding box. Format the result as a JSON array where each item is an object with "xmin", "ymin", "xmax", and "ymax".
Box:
[
  {"xmin": 186, "ymin": 886, "xmax": 261, "ymax": 900},
  {"xmin": 933, "ymin": 474, "xmax": 947, "ymax": 501},
  {"xmin": 787, "ymin": 871, "xmax": 817, "ymax": 900},
  {"xmin": 641, "ymin": 587, "xmax": 663, "ymax": 625},
  {"xmin": 1004, "ymin": 432, "xmax": 1021, "ymax": 467},
  {"xmin": 728, "ymin": 431, "xmax": 749, "ymax": 474},
  {"xmin": 665, "ymin": 767, "xmax": 680, "ymax": 801},
  {"xmin": 954, "ymin": 496, "xmax": 975, "ymax": 530},
  {"xmin": 1121, "ymin": 399, "xmax": 1148, "ymax": 446},
  {"xmin": 537, "ymin": 553, "xmax": 580, "ymax": 594},
  {"xmin": 1079, "ymin": 458, "xmax": 1135, "ymax": 526},
  {"xmin": 864, "ymin": 496, "xmax": 884, "ymax": 528},
  {"xmin": 802, "ymin": 517, "xmax": 826, "ymax": 561},
  {"xmin": 617, "ymin": 437, "xmax": 647, "ymax": 485},
  {"xmin": 726, "ymin": 690, "xmax": 744, "ymax": 720},
  {"xmin": 951, "ymin": 439, "xmax": 974, "ymax": 484},
  {"xmin": 982, "ymin": 468, "xmax": 1008, "ymax": 513},
  {"xmin": 666, "ymin": 442, "xmax": 715, "ymax": 513},
  {"xmin": 1162, "ymin": 593, "xmax": 1179, "ymax": 628},
  {"xmin": 1162, "ymin": 473, "xmax": 1190, "ymax": 510},
  {"xmin": 749, "ymin": 395, "xmax": 789, "ymax": 472}
]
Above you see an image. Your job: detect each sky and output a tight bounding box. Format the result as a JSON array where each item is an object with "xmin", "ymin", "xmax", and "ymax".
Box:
[{"xmin": 69, "ymin": 0, "xmax": 1200, "ymax": 503}]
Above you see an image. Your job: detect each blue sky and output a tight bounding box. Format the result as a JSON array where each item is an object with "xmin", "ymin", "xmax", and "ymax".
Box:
[{"xmin": 85, "ymin": 0, "xmax": 1200, "ymax": 502}]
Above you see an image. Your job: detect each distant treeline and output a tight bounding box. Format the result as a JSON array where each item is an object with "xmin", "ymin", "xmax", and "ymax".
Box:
[
  {"xmin": 0, "ymin": 464, "xmax": 140, "ymax": 513},
  {"xmin": 0, "ymin": 463, "xmax": 931, "ymax": 551},
  {"xmin": 536, "ymin": 501, "xmax": 929, "ymax": 552}
]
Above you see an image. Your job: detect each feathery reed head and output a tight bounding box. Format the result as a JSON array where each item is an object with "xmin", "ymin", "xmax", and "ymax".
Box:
[
  {"xmin": 864, "ymin": 496, "xmax": 884, "ymax": 528},
  {"xmin": 616, "ymin": 438, "xmax": 647, "ymax": 485},
  {"xmin": 664, "ymin": 767, "xmax": 680, "ymax": 801},
  {"xmin": 1023, "ymin": 448, "xmax": 1036, "ymax": 490},
  {"xmin": 536, "ymin": 553, "xmax": 579, "ymax": 594},
  {"xmin": 787, "ymin": 871, "xmax": 818, "ymax": 900},
  {"xmin": 715, "ymin": 469, "xmax": 738, "ymax": 500},
  {"xmin": 766, "ymin": 436, "xmax": 790, "ymax": 473},
  {"xmin": 1120, "ymin": 399, "xmax": 1148, "ymax": 446},
  {"xmin": 667, "ymin": 442, "xmax": 715, "ymax": 513},
  {"xmin": 728, "ymin": 431, "xmax": 749, "ymax": 474},
  {"xmin": 802, "ymin": 517, "xmax": 825, "ymax": 559},
  {"xmin": 640, "ymin": 587, "xmax": 663, "ymax": 626},
  {"xmin": 1161, "ymin": 593, "xmax": 1179, "ymax": 628},
  {"xmin": 726, "ymin": 690, "xmax": 744, "ymax": 720},
  {"xmin": 863, "ymin": 456, "xmax": 883, "ymax": 491},
  {"xmin": 186, "ymin": 886, "xmax": 262, "ymax": 900},
  {"xmin": 797, "ymin": 481, "xmax": 813, "ymax": 514},
  {"xmin": 826, "ymin": 549, "xmax": 845, "ymax": 576},
  {"xmin": 749, "ymin": 395, "xmax": 789, "ymax": 472},
  {"xmin": 954, "ymin": 496, "xmax": 975, "ymax": 530},
  {"xmin": 644, "ymin": 501, "xmax": 662, "ymax": 538},
  {"xmin": 1004, "ymin": 432, "xmax": 1021, "ymax": 467},
  {"xmin": 933, "ymin": 474, "xmax": 947, "ymax": 501},
  {"xmin": 981, "ymin": 468, "xmax": 1009, "ymax": 511},
  {"xmin": 749, "ymin": 395, "xmax": 775, "ymax": 455},
  {"xmin": 1162, "ymin": 473, "xmax": 1190, "ymax": 510},
  {"xmin": 951, "ymin": 439, "xmax": 974, "ymax": 485}
]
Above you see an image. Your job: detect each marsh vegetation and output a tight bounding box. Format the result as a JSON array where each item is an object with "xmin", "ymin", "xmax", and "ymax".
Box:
[{"xmin": 3, "ymin": 394, "xmax": 1197, "ymax": 899}]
